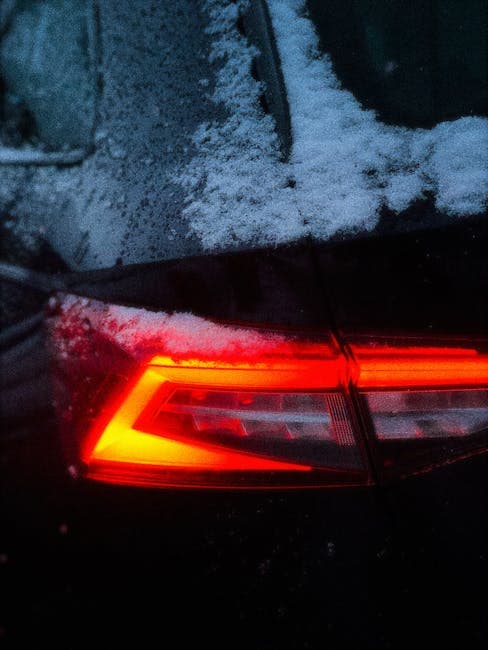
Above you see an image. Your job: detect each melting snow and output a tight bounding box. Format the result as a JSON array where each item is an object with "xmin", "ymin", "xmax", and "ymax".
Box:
[
  {"xmin": 52, "ymin": 294, "xmax": 302, "ymax": 362},
  {"xmin": 178, "ymin": 0, "xmax": 488, "ymax": 250}
]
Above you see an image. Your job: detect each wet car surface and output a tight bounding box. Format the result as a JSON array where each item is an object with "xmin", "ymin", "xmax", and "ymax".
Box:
[
  {"xmin": 1, "ymin": 2, "xmax": 487, "ymax": 648},
  {"xmin": 2, "ymin": 218, "xmax": 487, "ymax": 648}
]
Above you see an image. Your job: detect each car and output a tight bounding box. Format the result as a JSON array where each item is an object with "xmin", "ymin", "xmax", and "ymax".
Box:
[{"xmin": 1, "ymin": 1, "xmax": 487, "ymax": 648}]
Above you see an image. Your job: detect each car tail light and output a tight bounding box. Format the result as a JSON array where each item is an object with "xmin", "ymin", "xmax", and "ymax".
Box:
[
  {"xmin": 48, "ymin": 295, "xmax": 367, "ymax": 488},
  {"xmin": 349, "ymin": 341, "xmax": 488, "ymax": 479},
  {"xmin": 48, "ymin": 295, "xmax": 488, "ymax": 489}
]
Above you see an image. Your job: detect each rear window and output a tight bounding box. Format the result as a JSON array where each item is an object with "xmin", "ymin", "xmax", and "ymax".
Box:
[
  {"xmin": 0, "ymin": 0, "xmax": 97, "ymax": 164},
  {"xmin": 307, "ymin": 0, "xmax": 488, "ymax": 128}
]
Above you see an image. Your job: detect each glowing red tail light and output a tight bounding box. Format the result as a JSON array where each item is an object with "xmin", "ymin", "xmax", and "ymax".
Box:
[
  {"xmin": 352, "ymin": 344, "xmax": 487, "ymax": 388},
  {"xmin": 48, "ymin": 295, "xmax": 488, "ymax": 489},
  {"xmin": 82, "ymin": 357, "xmax": 365, "ymax": 488},
  {"xmin": 48, "ymin": 295, "xmax": 367, "ymax": 488},
  {"xmin": 349, "ymin": 340, "xmax": 488, "ymax": 478}
]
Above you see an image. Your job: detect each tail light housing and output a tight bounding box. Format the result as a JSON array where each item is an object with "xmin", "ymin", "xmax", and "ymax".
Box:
[
  {"xmin": 48, "ymin": 295, "xmax": 488, "ymax": 489},
  {"xmin": 47, "ymin": 294, "xmax": 368, "ymax": 488},
  {"xmin": 350, "ymin": 341, "xmax": 488, "ymax": 479}
]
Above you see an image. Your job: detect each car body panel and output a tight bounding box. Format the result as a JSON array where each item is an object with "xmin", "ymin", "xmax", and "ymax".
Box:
[
  {"xmin": 1, "ymin": 218, "xmax": 486, "ymax": 648},
  {"xmin": 1, "ymin": 1, "xmax": 486, "ymax": 648}
]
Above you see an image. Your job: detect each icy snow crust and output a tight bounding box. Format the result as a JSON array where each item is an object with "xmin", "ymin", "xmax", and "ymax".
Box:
[
  {"xmin": 179, "ymin": 0, "xmax": 488, "ymax": 250},
  {"xmin": 53, "ymin": 294, "xmax": 298, "ymax": 363}
]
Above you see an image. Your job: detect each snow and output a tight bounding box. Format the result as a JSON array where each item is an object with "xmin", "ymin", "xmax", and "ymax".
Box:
[
  {"xmin": 178, "ymin": 0, "xmax": 488, "ymax": 251},
  {"xmin": 1, "ymin": 1, "xmax": 219, "ymax": 270},
  {"xmin": 1, "ymin": 0, "xmax": 486, "ymax": 269},
  {"xmin": 52, "ymin": 293, "xmax": 305, "ymax": 363},
  {"xmin": 175, "ymin": 0, "xmax": 306, "ymax": 248},
  {"xmin": 176, "ymin": 0, "xmax": 304, "ymax": 249}
]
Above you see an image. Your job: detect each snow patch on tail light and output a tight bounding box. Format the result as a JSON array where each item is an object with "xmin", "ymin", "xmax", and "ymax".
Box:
[{"xmin": 48, "ymin": 295, "xmax": 368, "ymax": 489}]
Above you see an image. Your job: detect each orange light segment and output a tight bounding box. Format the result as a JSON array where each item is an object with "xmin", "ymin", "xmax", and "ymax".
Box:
[{"xmin": 351, "ymin": 346, "xmax": 488, "ymax": 388}]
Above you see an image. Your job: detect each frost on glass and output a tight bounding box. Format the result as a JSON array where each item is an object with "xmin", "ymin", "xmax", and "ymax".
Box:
[{"xmin": 0, "ymin": 0, "xmax": 96, "ymax": 164}]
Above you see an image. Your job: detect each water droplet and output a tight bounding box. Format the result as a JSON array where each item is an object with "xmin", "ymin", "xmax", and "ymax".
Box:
[
  {"xmin": 67, "ymin": 465, "xmax": 79, "ymax": 479},
  {"xmin": 108, "ymin": 139, "xmax": 127, "ymax": 160},
  {"xmin": 58, "ymin": 523, "xmax": 69, "ymax": 536},
  {"xmin": 47, "ymin": 296, "xmax": 60, "ymax": 313}
]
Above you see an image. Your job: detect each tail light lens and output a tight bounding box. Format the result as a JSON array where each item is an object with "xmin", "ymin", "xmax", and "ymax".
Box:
[
  {"xmin": 48, "ymin": 295, "xmax": 488, "ymax": 489},
  {"xmin": 350, "ymin": 341, "xmax": 488, "ymax": 479},
  {"xmin": 364, "ymin": 389, "xmax": 488, "ymax": 441},
  {"xmin": 48, "ymin": 295, "xmax": 367, "ymax": 488}
]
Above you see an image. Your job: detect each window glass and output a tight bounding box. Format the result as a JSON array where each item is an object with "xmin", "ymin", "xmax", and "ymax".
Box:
[
  {"xmin": 307, "ymin": 0, "xmax": 487, "ymax": 128},
  {"xmin": 0, "ymin": 0, "xmax": 96, "ymax": 163}
]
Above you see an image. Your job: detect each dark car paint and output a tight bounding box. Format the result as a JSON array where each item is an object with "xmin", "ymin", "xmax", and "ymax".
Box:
[
  {"xmin": 2, "ymin": 430, "xmax": 486, "ymax": 649},
  {"xmin": 317, "ymin": 215, "xmax": 488, "ymax": 336},
  {"xmin": 1, "ymin": 216, "xmax": 487, "ymax": 648},
  {"xmin": 1, "ymin": 0, "xmax": 486, "ymax": 645}
]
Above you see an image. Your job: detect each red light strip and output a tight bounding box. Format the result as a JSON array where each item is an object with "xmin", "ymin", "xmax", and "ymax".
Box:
[
  {"xmin": 350, "ymin": 346, "xmax": 488, "ymax": 388},
  {"xmin": 147, "ymin": 354, "xmax": 348, "ymax": 389}
]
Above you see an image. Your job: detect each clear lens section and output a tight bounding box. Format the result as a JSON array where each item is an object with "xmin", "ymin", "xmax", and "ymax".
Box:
[
  {"xmin": 135, "ymin": 386, "xmax": 361, "ymax": 470},
  {"xmin": 164, "ymin": 389, "xmax": 354, "ymax": 442},
  {"xmin": 365, "ymin": 389, "xmax": 488, "ymax": 440},
  {"xmin": 157, "ymin": 389, "xmax": 355, "ymax": 445}
]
